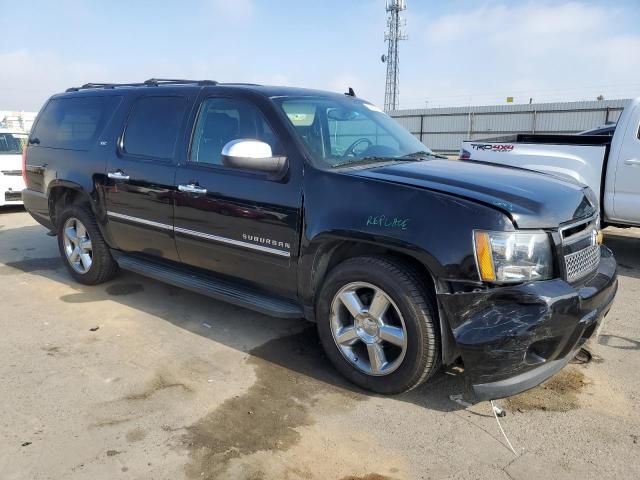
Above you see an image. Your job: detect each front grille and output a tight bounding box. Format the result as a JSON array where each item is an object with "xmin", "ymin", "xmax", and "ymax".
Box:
[
  {"xmin": 4, "ymin": 191, "xmax": 22, "ymax": 201},
  {"xmin": 560, "ymin": 215, "xmax": 600, "ymax": 283},
  {"xmin": 564, "ymin": 244, "xmax": 600, "ymax": 282},
  {"xmin": 1, "ymin": 170, "xmax": 22, "ymax": 176}
]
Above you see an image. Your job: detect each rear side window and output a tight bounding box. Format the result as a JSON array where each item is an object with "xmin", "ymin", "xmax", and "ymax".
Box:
[
  {"xmin": 123, "ymin": 96, "xmax": 187, "ymax": 159},
  {"xmin": 32, "ymin": 96, "xmax": 120, "ymax": 151}
]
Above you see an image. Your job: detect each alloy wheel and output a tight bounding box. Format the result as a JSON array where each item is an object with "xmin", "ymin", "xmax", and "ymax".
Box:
[
  {"xmin": 62, "ymin": 217, "xmax": 93, "ymax": 274},
  {"xmin": 330, "ymin": 282, "xmax": 408, "ymax": 376}
]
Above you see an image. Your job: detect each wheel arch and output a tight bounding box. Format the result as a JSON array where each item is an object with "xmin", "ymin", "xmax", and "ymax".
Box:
[
  {"xmin": 46, "ymin": 180, "xmax": 115, "ymax": 247},
  {"xmin": 47, "ymin": 181, "xmax": 94, "ymax": 229},
  {"xmin": 300, "ymin": 233, "xmax": 459, "ymax": 366}
]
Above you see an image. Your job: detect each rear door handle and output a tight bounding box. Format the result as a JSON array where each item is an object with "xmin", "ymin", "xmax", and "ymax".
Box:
[
  {"xmin": 108, "ymin": 170, "xmax": 130, "ymax": 180},
  {"xmin": 624, "ymin": 158, "xmax": 640, "ymax": 166},
  {"xmin": 178, "ymin": 184, "xmax": 207, "ymax": 194}
]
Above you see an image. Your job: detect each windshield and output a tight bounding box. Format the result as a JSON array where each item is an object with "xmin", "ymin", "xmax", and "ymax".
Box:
[
  {"xmin": 0, "ymin": 133, "xmax": 28, "ymax": 155},
  {"xmin": 273, "ymin": 96, "xmax": 433, "ymax": 168}
]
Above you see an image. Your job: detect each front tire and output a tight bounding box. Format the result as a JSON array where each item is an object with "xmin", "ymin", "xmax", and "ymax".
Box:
[
  {"xmin": 57, "ymin": 204, "xmax": 118, "ymax": 285},
  {"xmin": 316, "ymin": 256, "xmax": 440, "ymax": 394}
]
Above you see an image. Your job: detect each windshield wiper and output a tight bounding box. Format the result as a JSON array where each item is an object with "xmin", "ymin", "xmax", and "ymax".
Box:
[
  {"xmin": 331, "ymin": 151, "xmax": 446, "ymax": 169},
  {"xmin": 331, "ymin": 156, "xmax": 407, "ymax": 168},
  {"xmin": 399, "ymin": 150, "xmax": 448, "ymax": 160}
]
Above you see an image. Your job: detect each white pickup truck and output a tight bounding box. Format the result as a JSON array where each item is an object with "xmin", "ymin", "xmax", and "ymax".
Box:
[
  {"xmin": 460, "ymin": 98, "xmax": 640, "ymax": 228},
  {"xmin": 0, "ymin": 129, "xmax": 27, "ymax": 207}
]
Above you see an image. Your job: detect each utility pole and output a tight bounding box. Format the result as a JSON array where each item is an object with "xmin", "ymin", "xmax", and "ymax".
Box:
[{"xmin": 382, "ymin": 0, "xmax": 407, "ymax": 112}]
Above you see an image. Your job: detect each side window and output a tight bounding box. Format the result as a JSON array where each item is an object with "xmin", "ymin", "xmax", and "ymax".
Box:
[
  {"xmin": 31, "ymin": 96, "xmax": 121, "ymax": 151},
  {"xmin": 190, "ymin": 97, "xmax": 281, "ymax": 166},
  {"xmin": 123, "ymin": 96, "xmax": 187, "ymax": 159}
]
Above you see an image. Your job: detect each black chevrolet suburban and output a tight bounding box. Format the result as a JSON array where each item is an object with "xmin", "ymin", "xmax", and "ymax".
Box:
[{"xmin": 22, "ymin": 79, "xmax": 618, "ymax": 401}]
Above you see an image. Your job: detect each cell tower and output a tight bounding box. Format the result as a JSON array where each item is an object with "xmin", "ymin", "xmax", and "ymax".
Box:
[{"xmin": 382, "ymin": 0, "xmax": 407, "ymax": 112}]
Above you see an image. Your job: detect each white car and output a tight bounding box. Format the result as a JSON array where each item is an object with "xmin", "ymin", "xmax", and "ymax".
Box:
[
  {"xmin": 0, "ymin": 129, "xmax": 27, "ymax": 207},
  {"xmin": 460, "ymin": 97, "xmax": 640, "ymax": 228}
]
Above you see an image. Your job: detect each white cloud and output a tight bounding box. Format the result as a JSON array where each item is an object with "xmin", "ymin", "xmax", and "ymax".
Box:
[
  {"xmin": 400, "ymin": 1, "xmax": 640, "ymax": 108},
  {"xmin": 0, "ymin": 51, "xmax": 217, "ymax": 111},
  {"xmin": 427, "ymin": 2, "xmax": 604, "ymax": 44},
  {"xmin": 2, "ymin": 1, "xmax": 639, "ymax": 112},
  {"xmin": 0, "ymin": 48, "xmax": 262, "ymax": 110},
  {"xmin": 204, "ymin": 0, "xmax": 255, "ymax": 22},
  {"xmin": 0, "ymin": 50, "xmax": 111, "ymax": 111}
]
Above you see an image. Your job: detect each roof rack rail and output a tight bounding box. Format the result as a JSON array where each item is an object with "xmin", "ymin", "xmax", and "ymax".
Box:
[
  {"xmin": 143, "ymin": 78, "xmax": 218, "ymax": 86},
  {"xmin": 65, "ymin": 78, "xmax": 218, "ymax": 92},
  {"xmin": 66, "ymin": 82, "xmax": 146, "ymax": 92}
]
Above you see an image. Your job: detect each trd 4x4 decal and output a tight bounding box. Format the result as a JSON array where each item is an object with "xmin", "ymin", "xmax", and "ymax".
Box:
[{"xmin": 470, "ymin": 143, "xmax": 515, "ymax": 152}]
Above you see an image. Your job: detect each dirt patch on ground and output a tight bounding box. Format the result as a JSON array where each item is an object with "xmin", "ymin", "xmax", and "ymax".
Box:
[
  {"xmin": 41, "ymin": 345, "xmax": 68, "ymax": 357},
  {"xmin": 340, "ymin": 475, "xmax": 397, "ymax": 480},
  {"xmin": 182, "ymin": 327, "xmax": 363, "ymax": 479},
  {"xmin": 505, "ymin": 366, "xmax": 591, "ymax": 412},
  {"xmin": 126, "ymin": 427, "xmax": 147, "ymax": 443},
  {"xmin": 216, "ymin": 425, "xmax": 410, "ymax": 480},
  {"xmin": 124, "ymin": 374, "xmax": 193, "ymax": 401},
  {"xmin": 90, "ymin": 416, "xmax": 140, "ymax": 429}
]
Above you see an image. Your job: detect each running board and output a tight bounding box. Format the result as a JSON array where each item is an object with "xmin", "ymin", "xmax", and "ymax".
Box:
[{"xmin": 115, "ymin": 254, "xmax": 303, "ymax": 319}]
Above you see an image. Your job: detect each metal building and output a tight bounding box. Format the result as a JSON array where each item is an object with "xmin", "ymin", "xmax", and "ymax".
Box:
[{"xmin": 389, "ymin": 99, "xmax": 631, "ymax": 154}]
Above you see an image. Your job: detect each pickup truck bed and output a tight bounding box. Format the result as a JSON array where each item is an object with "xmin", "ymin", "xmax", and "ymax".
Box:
[
  {"xmin": 474, "ymin": 133, "xmax": 612, "ymax": 146},
  {"xmin": 461, "ymin": 98, "xmax": 640, "ymax": 228}
]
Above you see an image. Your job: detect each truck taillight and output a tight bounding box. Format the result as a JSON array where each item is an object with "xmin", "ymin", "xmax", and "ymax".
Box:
[
  {"xmin": 22, "ymin": 145, "xmax": 28, "ymax": 186},
  {"xmin": 459, "ymin": 149, "xmax": 471, "ymax": 160}
]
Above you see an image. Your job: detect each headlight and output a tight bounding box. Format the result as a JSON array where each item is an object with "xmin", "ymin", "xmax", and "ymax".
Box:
[{"xmin": 473, "ymin": 230, "xmax": 553, "ymax": 283}]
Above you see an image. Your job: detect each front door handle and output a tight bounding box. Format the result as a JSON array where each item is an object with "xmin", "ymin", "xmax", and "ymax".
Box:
[
  {"xmin": 178, "ymin": 184, "xmax": 208, "ymax": 194},
  {"xmin": 624, "ymin": 158, "xmax": 640, "ymax": 166},
  {"xmin": 108, "ymin": 170, "xmax": 130, "ymax": 180}
]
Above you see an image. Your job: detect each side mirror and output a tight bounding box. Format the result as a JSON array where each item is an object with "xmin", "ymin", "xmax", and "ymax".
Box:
[{"xmin": 221, "ymin": 139, "xmax": 287, "ymax": 177}]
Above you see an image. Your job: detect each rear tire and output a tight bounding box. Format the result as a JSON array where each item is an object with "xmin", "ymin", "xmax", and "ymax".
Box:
[
  {"xmin": 57, "ymin": 204, "xmax": 118, "ymax": 285},
  {"xmin": 316, "ymin": 256, "xmax": 440, "ymax": 394}
]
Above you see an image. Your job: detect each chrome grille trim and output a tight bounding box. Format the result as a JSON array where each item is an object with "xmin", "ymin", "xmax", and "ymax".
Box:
[
  {"xmin": 560, "ymin": 215, "xmax": 599, "ymax": 245},
  {"xmin": 564, "ymin": 245, "xmax": 600, "ymax": 283},
  {"xmin": 561, "ymin": 214, "xmax": 600, "ymax": 282}
]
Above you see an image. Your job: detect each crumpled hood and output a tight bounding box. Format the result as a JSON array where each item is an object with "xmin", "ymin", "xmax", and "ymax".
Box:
[{"xmin": 347, "ymin": 159, "xmax": 595, "ymax": 229}]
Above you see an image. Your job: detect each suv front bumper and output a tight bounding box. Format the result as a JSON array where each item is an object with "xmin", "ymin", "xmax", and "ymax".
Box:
[{"xmin": 438, "ymin": 245, "xmax": 617, "ymax": 401}]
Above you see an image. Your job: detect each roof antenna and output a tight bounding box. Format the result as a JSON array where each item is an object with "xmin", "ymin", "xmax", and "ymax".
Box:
[{"xmin": 345, "ymin": 87, "xmax": 356, "ymax": 97}]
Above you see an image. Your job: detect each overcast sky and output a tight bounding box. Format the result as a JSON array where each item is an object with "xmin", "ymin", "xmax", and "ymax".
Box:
[{"xmin": 1, "ymin": 0, "xmax": 639, "ymax": 111}]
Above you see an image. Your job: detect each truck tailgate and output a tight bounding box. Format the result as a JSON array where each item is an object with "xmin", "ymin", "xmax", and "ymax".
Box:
[{"xmin": 460, "ymin": 140, "xmax": 607, "ymax": 202}]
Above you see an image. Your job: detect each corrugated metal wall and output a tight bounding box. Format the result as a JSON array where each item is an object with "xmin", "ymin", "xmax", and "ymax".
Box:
[{"xmin": 389, "ymin": 99, "xmax": 630, "ymax": 153}]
